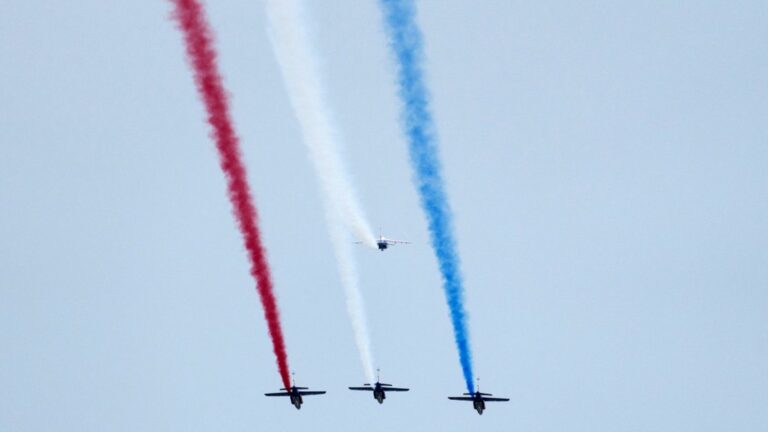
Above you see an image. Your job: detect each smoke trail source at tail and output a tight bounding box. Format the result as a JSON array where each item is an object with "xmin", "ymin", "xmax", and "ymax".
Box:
[
  {"xmin": 265, "ymin": 0, "xmax": 377, "ymax": 383},
  {"xmin": 378, "ymin": 0, "xmax": 475, "ymax": 393},
  {"xmin": 169, "ymin": 0, "xmax": 291, "ymax": 389}
]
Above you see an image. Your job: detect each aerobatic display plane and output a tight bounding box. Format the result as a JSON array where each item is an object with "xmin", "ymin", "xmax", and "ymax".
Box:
[
  {"xmin": 448, "ymin": 384, "xmax": 509, "ymax": 415},
  {"xmin": 348, "ymin": 370, "xmax": 409, "ymax": 404},
  {"xmin": 265, "ymin": 379, "xmax": 326, "ymax": 410},
  {"xmin": 374, "ymin": 235, "xmax": 410, "ymax": 251},
  {"xmin": 357, "ymin": 234, "xmax": 411, "ymax": 251}
]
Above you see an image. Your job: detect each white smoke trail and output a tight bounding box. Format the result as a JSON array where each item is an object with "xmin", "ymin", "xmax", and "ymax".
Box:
[{"xmin": 265, "ymin": 0, "xmax": 376, "ymax": 383}]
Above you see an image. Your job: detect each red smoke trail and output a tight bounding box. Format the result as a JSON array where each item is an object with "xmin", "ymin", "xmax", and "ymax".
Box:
[{"xmin": 170, "ymin": 0, "xmax": 291, "ymax": 388}]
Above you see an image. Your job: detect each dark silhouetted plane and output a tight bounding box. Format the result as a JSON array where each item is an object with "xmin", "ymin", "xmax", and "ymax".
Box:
[
  {"xmin": 265, "ymin": 376, "xmax": 326, "ymax": 410},
  {"xmin": 448, "ymin": 382, "xmax": 508, "ymax": 415},
  {"xmin": 349, "ymin": 370, "xmax": 409, "ymax": 404}
]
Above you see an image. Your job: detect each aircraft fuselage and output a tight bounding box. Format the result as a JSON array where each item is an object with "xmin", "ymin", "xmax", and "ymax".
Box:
[
  {"xmin": 290, "ymin": 393, "xmax": 303, "ymax": 410},
  {"xmin": 377, "ymin": 241, "xmax": 388, "ymax": 251},
  {"xmin": 374, "ymin": 387, "xmax": 386, "ymax": 404},
  {"xmin": 474, "ymin": 398, "xmax": 485, "ymax": 415}
]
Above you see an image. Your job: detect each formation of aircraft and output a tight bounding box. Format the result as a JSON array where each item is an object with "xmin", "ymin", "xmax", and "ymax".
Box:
[
  {"xmin": 269, "ymin": 236, "xmax": 508, "ymax": 414},
  {"xmin": 348, "ymin": 370, "xmax": 409, "ymax": 404},
  {"xmin": 266, "ymin": 374, "xmax": 508, "ymax": 414}
]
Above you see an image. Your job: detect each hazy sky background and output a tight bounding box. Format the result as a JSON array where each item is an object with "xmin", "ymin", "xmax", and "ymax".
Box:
[{"xmin": 2, "ymin": 1, "xmax": 767, "ymax": 430}]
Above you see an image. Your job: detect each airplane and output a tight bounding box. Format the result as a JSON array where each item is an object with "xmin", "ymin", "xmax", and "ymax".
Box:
[
  {"xmin": 448, "ymin": 381, "xmax": 509, "ymax": 415},
  {"xmin": 374, "ymin": 235, "xmax": 410, "ymax": 251},
  {"xmin": 349, "ymin": 370, "xmax": 409, "ymax": 404},
  {"xmin": 265, "ymin": 376, "xmax": 326, "ymax": 410},
  {"xmin": 356, "ymin": 234, "xmax": 411, "ymax": 251}
]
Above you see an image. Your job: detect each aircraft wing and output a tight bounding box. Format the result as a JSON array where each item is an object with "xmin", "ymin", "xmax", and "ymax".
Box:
[
  {"xmin": 264, "ymin": 392, "xmax": 291, "ymax": 397},
  {"xmin": 348, "ymin": 386, "xmax": 374, "ymax": 391},
  {"xmin": 448, "ymin": 396, "xmax": 474, "ymax": 401},
  {"xmin": 386, "ymin": 239, "xmax": 410, "ymax": 244},
  {"xmin": 383, "ymin": 387, "xmax": 409, "ymax": 392},
  {"xmin": 297, "ymin": 390, "xmax": 326, "ymax": 396},
  {"xmin": 483, "ymin": 397, "xmax": 510, "ymax": 402}
]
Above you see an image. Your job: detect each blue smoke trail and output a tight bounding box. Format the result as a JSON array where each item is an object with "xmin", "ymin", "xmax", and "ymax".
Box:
[{"xmin": 379, "ymin": 0, "xmax": 475, "ymax": 393}]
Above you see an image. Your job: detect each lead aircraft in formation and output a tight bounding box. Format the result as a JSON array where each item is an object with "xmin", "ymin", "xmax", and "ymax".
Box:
[{"xmin": 348, "ymin": 370, "xmax": 409, "ymax": 404}]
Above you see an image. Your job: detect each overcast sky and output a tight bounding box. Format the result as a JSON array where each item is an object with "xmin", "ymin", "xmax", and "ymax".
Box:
[{"xmin": 1, "ymin": 1, "xmax": 767, "ymax": 430}]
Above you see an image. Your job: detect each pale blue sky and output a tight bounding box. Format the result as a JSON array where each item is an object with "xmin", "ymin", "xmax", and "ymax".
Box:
[{"xmin": 1, "ymin": 1, "xmax": 767, "ymax": 430}]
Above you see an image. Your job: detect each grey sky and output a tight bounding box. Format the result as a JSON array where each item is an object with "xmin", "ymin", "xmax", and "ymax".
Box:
[{"xmin": 1, "ymin": 1, "xmax": 766, "ymax": 430}]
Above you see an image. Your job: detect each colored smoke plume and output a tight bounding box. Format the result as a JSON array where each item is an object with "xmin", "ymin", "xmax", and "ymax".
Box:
[
  {"xmin": 170, "ymin": 0, "xmax": 291, "ymax": 388},
  {"xmin": 379, "ymin": 0, "xmax": 475, "ymax": 393},
  {"xmin": 265, "ymin": 0, "xmax": 377, "ymax": 383}
]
